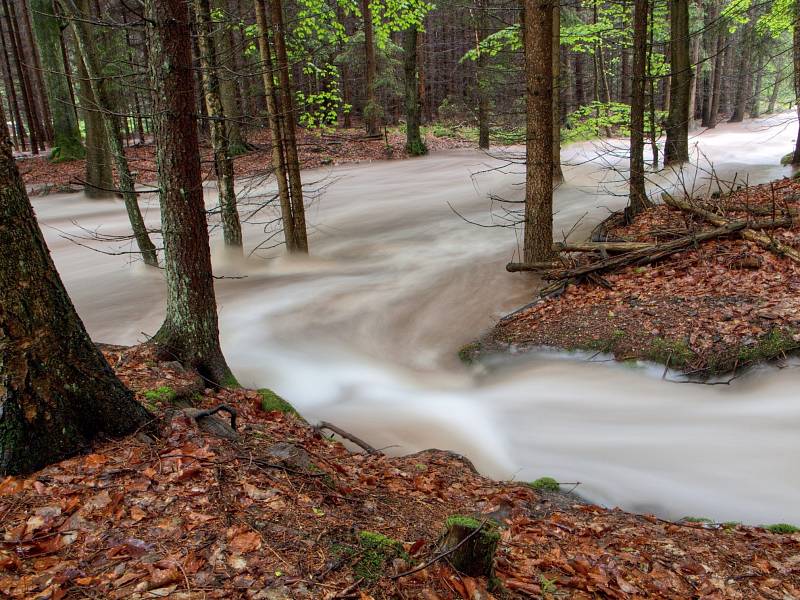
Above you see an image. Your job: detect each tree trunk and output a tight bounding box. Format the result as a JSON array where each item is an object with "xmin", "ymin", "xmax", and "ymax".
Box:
[
  {"xmin": 629, "ymin": 0, "xmax": 651, "ymax": 219},
  {"xmin": 552, "ymin": 0, "xmax": 563, "ymax": 182},
  {"xmin": 728, "ymin": 22, "xmax": 752, "ymax": 123},
  {"xmin": 63, "ymin": 0, "xmax": 159, "ymax": 267},
  {"xmin": 403, "ymin": 26, "xmax": 426, "ymax": 156},
  {"xmin": 145, "ymin": 0, "xmax": 236, "ymax": 384},
  {"xmin": 0, "ymin": 17, "xmax": 25, "ymax": 151},
  {"xmin": 750, "ymin": 44, "xmax": 764, "ymax": 118},
  {"xmin": 212, "ymin": 0, "xmax": 248, "ymax": 155},
  {"xmin": 3, "ymin": 0, "xmax": 40, "ymax": 154},
  {"xmin": 664, "ymin": 0, "xmax": 690, "ymax": 164},
  {"xmin": 194, "ymin": 0, "xmax": 244, "ymax": 253},
  {"xmin": 253, "ymin": 0, "xmax": 295, "ymax": 252},
  {"xmin": 522, "ymin": 0, "xmax": 554, "ymax": 263},
  {"xmin": 0, "ymin": 102, "xmax": 150, "ymax": 475},
  {"xmin": 767, "ymin": 56, "xmax": 782, "ymax": 114},
  {"xmin": 362, "ymin": 0, "xmax": 379, "ymax": 135},
  {"xmin": 29, "ymin": 0, "xmax": 85, "ymax": 161},
  {"xmin": 268, "ymin": 0, "xmax": 308, "ymax": 252},
  {"xmin": 647, "ymin": 0, "xmax": 659, "ymax": 167},
  {"xmin": 707, "ymin": 19, "xmax": 724, "ymax": 128},
  {"xmin": 794, "ymin": 0, "xmax": 800, "ymax": 165},
  {"xmin": 473, "ymin": 0, "xmax": 489, "ymax": 149},
  {"xmin": 19, "ymin": 0, "xmax": 53, "ymax": 144},
  {"xmin": 687, "ymin": 0, "xmax": 702, "ymax": 129}
]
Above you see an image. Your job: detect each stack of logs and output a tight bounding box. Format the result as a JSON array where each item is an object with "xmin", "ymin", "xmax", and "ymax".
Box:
[{"xmin": 507, "ymin": 194, "xmax": 800, "ymax": 297}]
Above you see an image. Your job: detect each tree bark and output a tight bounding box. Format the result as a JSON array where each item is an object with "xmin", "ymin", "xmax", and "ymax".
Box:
[
  {"xmin": 253, "ymin": 0, "xmax": 295, "ymax": 252},
  {"xmin": 212, "ymin": 0, "xmax": 248, "ymax": 154},
  {"xmin": 794, "ymin": 0, "xmax": 800, "ymax": 165},
  {"xmin": 194, "ymin": 0, "xmax": 244, "ymax": 253},
  {"xmin": 145, "ymin": 0, "xmax": 235, "ymax": 384},
  {"xmin": 473, "ymin": 0, "xmax": 489, "ymax": 149},
  {"xmin": 0, "ymin": 102, "xmax": 150, "ymax": 475},
  {"xmin": 629, "ymin": 0, "xmax": 651, "ymax": 219},
  {"xmin": 664, "ymin": 0, "xmax": 691, "ymax": 164},
  {"xmin": 362, "ymin": 0, "xmax": 379, "ymax": 135},
  {"xmin": 63, "ymin": 0, "xmax": 159, "ymax": 267},
  {"xmin": 0, "ymin": 17, "xmax": 25, "ymax": 150},
  {"xmin": 552, "ymin": 0, "xmax": 563, "ymax": 182},
  {"xmin": 707, "ymin": 16, "xmax": 725, "ymax": 128},
  {"xmin": 3, "ymin": 0, "xmax": 40, "ymax": 154},
  {"xmin": 29, "ymin": 0, "xmax": 85, "ymax": 161},
  {"xmin": 72, "ymin": 0, "xmax": 113, "ymax": 198},
  {"xmin": 728, "ymin": 21, "xmax": 752, "ymax": 123},
  {"xmin": 522, "ymin": 0, "xmax": 554, "ymax": 263},
  {"xmin": 403, "ymin": 25, "xmax": 426, "ymax": 156},
  {"xmin": 268, "ymin": 0, "xmax": 308, "ymax": 252}
]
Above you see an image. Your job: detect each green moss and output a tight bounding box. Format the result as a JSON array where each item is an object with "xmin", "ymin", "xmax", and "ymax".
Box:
[
  {"xmin": 354, "ymin": 531, "xmax": 406, "ymax": 582},
  {"xmin": 405, "ymin": 139, "xmax": 428, "ymax": 156},
  {"xmin": 458, "ymin": 342, "xmax": 481, "ymax": 365},
  {"xmin": 781, "ymin": 151, "xmax": 795, "ymax": 166},
  {"xmin": 528, "ymin": 477, "xmax": 560, "ymax": 493},
  {"xmin": 681, "ymin": 516, "xmax": 713, "ymax": 523},
  {"xmin": 258, "ymin": 389, "xmax": 298, "ymax": 415},
  {"xmin": 765, "ymin": 523, "xmax": 799, "ymax": 534},
  {"xmin": 221, "ymin": 374, "xmax": 241, "ymax": 388},
  {"xmin": 647, "ymin": 337, "xmax": 695, "ymax": 368},
  {"xmin": 722, "ymin": 521, "xmax": 741, "ymax": 530},
  {"xmin": 444, "ymin": 515, "xmax": 500, "ymax": 542},
  {"xmin": 143, "ymin": 386, "xmax": 177, "ymax": 404},
  {"xmin": 737, "ymin": 328, "xmax": 800, "ymax": 365}
]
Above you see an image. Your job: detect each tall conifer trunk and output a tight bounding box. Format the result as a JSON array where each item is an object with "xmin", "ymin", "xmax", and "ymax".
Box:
[
  {"xmin": 664, "ymin": 0, "xmax": 691, "ymax": 164},
  {"xmin": 145, "ymin": 0, "xmax": 235, "ymax": 384},
  {"xmin": 522, "ymin": 0, "xmax": 554, "ymax": 263}
]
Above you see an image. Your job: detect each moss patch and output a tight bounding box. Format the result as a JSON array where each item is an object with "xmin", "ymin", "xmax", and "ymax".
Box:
[
  {"xmin": 258, "ymin": 389, "xmax": 298, "ymax": 416},
  {"xmin": 765, "ymin": 523, "xmax": 799, "ymax": 534},
  {"xmin": 143, "ymin": 386, "xmax": 177, "ymax": 405},
  {"xmin": 647, "ymin": 337, "xmax": 695, "ymax": 369},
  {"xmin": 354, "ymin": 531, "xmax": 406, "ymax": 582},
  {"xmin": 458, "ymin": 342, "xmax": 481, "ymax": 365},
  {"xmin": 528, "ymin": 477, "xmax": 560, "ymax": 492}
]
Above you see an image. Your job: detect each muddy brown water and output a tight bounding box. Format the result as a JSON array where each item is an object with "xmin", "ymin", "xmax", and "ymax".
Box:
[{"xmin": 34, "ymin": 113, "xmax": 800, "ymax": 524}]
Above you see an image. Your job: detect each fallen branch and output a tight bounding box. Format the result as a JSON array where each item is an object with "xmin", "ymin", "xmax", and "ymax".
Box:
[
  {"xmin": 553, "ymin": 241, "xmax": 653, "ymax": 253},
  {"xmin": 543, "ymin": 221, "xmax": 748, "ymax": 281},
  {"xmin": 316, "ymin": 421, "xmax": 379, "ymax": 455},
  {"xmin": 662, "ymin": 193, "xmax": 800, "ymax": 263},
  {"xmin": 506, "ymin": 261, "xmax": 562, "ymax": 272}
]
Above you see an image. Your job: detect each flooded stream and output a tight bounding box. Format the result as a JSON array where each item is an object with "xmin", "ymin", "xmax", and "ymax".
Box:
[{"xmin": 35, "ymin": 113, "xmax": 800, "ymax": 525}]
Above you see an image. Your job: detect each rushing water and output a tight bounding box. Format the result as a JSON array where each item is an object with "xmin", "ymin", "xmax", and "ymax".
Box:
[{"xmin": 35, "ymin": 113, "xmax": 800, "ymax": 525}]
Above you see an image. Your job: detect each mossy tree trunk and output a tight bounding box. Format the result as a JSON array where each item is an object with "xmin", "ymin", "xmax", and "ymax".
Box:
[
  {"xmin": 144, "ymin": 0, "xmax": 235, "ymax": 386},
  {"xmin": 403, "ymin": 25, "xmax": 426, "ymax": 156},
  {"xmin": 73, "ymin": 0, "xmax": 113, "ymax": 199},
  {"xmin": 0, "ymin": 104, "xmax": 150, "ymax": 475},
  {"xmin": 268, "ymin": 0, "xmax": 308, "ymax": 252},
  {"xmin": 62, "ymin": 0, "xmax": 159, "ymax": 267},
  {"xmin": 212, "ymin": 0, "xmax": 248, "ymax": 155},
  {"xmin": 193, "ymin": 0, "xmax": 244, "ymax": 254},
  {"xmin": 522, "ymin": 0, "xmax": 555, "ymax": 263},
  {"xmin": 253, "ymin": 0, "xmax": 296, "ymax": 252},
  {"xmin": 793, "ymin": 0, "xmax": 800, "ymax": 165},
  {"xmin": 29, "ymin": 0, "xmax": 85, "ymax": 161}
]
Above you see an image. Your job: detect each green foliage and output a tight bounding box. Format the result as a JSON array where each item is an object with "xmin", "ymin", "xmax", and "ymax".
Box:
[
  {"xmin": 257, "ymin": 389, "xmax": 298, "ymax": 415},
  {"xmin": 297, "ymin": 64, "xmax": 348, "ymax": 129},
  {"xmin": 765, "ymin": 523, "xmax": 799, "ymax": 534},
  {"xmin": 529, "ymin": 477, "xmax": 560, "ymax": 492},
  {"xmin": 563, "ymin": 102, "xmax": 635, "ymax": 143},
  {"xmin": 143, "ymin": 386, "xmax": 177, "ymax": 404}
]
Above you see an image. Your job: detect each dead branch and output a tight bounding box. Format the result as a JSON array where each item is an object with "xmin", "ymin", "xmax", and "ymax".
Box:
[
  {"xmin": 553, "ymin": 241, "xmax": 653, "ymax": 253},
  {"xmin": 316, "ymin": 421, "xmax": 380, "ymax": 455},
  {"xmin": 662, "ymin": 193, "xmax": 800, "ymax": 263}
]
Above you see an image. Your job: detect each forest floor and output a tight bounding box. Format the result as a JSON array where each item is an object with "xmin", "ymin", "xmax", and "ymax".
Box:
[
  {"xmin": 488, "ymin": 176, "xmax": 800, "ymax": 379},
  {"xmin": 2, "ymin": 345, "xmax": 800, "ymax": 599},
  {"xmin": 17, "ymin": 126, "xmax": 473, "ymax": 194}
]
